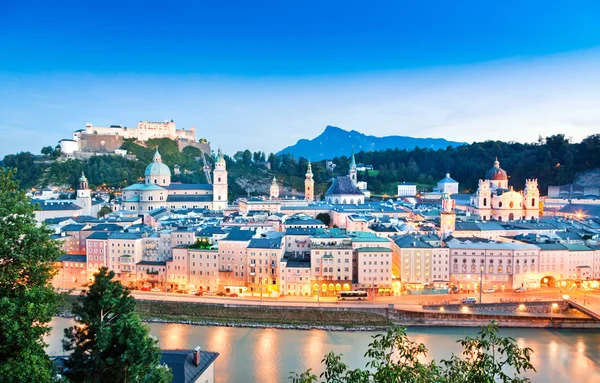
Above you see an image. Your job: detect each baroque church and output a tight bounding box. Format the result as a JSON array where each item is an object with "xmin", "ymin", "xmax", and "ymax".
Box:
[
  {"xmin": 468, "ymin": 158, "xmax": 539, "ymax": 221},
  {"xmin": 122, "ymin": 149, "xmax": 228, "ymax": 213}
]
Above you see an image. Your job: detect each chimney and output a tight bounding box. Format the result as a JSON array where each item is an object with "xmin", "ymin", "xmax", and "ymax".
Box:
[{"xmin": 193, "ymin": 346, "xmax": 201, "ymax": 366}]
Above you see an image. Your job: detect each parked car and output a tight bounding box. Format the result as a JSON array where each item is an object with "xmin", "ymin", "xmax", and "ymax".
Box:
[
  {"xmin": 483, "ymin": 288, "xmax": 496, "ymax": 293},
  {"xmin": 216, "ymin": 292, "xmax": 226, "ymax": 297},
  {"xmin": 188, "ymin": 290, "xmax": 198, "ymax": 295},
  {"xmin": 204, "ymin": 291, "xmax": 216, "ymax": 296},
  {"xmin": 461, "ymin": 297, "xmax": 477, "ymax": 304},
  {"xmin": 194, "ymin": 291, "xmax": 204, "ymax": 296},
  {"xmin": 229, "ymin": 293, "xmax": 238, "ymax": 297},
  {"xmin": 139, "ymin": 286, "xmax": 151, "ymax": 291},
  {"xmin": 175, "ymin": 289, "xmax": 187, "ymax": 294},
  {"xmin": 151, "ymin": 287, "xmax": 161, "ymax": 292},
  {"xmin": 515, "ymin": 287, "xmax": 527, "ymax": 293}
]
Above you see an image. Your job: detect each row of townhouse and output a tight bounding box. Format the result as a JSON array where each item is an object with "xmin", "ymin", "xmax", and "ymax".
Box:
[{"xmin": 391, "ymin": 234, "xmax": 600, "ymax": 293}]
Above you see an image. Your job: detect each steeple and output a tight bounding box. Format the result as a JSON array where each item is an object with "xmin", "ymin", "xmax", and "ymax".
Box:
[
  {"xmin": 349, "ymin": 149, "xmax": 357, "ymax": 185},
  {"xmin": 153, "ymin": 149, "xmax": 162, "ymax": 163},
  {"xmin": 305, "ymin": 162, "xmax": 313, "ymax": 179},
  {"xmin": 305, "ymin": 162, "xmax": 315, "ymax": 202},
  {"xmin": 216, "ymin": 147, "xmax": 225, "ymax": 164}
]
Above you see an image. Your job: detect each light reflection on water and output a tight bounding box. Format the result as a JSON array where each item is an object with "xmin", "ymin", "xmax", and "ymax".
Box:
[{"xmin": 47, "ymin": 318, "xmax": 600, "ymax": 383}]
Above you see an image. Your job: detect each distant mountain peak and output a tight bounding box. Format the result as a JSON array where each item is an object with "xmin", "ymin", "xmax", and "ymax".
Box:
[{"xmin": 278, "ymin": 126, "xmax": 466, "ymax": 161}]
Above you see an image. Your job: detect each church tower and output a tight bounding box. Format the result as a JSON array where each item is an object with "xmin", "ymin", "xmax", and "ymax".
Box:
[
  {"xmin": 76, "ymin": 172, "xmax": 92, "ymax": 216},
  {"xmin": 349, "ymin": 149, "xmax": 357, "ymax": 185},
  {"xmin": 212, "ymin": 148, "xmax": 228, "ymax": 211},
  {"xmin": 440, "ymin": 193, "xmax": 456, "ymax": 239},
  {"xmin": 269, "ymin": 176, "xmax": 279, "ymax": 199},
  {"xmin": 523, "ymin": 179, "xmax": 540, "ymax": 220},
  {"xmin": 305, "ymin": 162, "xmax": 314, "ymax": 202}
]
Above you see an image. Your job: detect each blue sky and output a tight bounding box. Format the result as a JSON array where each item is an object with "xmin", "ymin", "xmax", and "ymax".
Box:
[{"xmin": 1, "ymin": 1, "xmax": 600, "ymax": 156}]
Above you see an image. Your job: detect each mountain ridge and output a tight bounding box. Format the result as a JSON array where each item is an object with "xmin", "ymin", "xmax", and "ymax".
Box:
[{"xmin": 278, "ymin": 126, "xmax": 467, "ymax": 160}]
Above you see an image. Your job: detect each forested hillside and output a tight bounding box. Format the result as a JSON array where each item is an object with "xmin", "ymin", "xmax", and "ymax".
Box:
[{"xmin": 2, "ymin": 134, "xmax": 599, "ymax": 198}]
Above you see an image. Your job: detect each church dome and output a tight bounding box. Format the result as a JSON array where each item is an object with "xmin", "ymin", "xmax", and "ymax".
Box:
[
  {"xmin": 144, "ymin": 150, "xmax": 171, "ymax": 177},
  {"xmin": 485, "ymin": 158, "xmax": 507, "ymax": 181}
]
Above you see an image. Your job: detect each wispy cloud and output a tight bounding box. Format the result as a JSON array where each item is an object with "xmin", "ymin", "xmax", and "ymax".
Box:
[{"xmin": 1, "ymin": 50, "xmax": 600, "ymax": 157}]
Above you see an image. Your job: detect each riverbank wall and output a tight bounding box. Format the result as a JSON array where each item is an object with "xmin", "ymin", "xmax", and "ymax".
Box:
[{"xmin": 58, "ymin": 296, "xmax": 600, "ymax": 331}]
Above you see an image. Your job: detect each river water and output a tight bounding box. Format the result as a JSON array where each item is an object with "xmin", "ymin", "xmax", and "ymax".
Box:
[{"xmin": 47, "ymin": 318, "xmax": 600, "ymax": 383}]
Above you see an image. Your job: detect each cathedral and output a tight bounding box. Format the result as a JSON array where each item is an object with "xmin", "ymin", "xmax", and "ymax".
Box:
[
  {"xmin": 468, "ymin": 158, "xmax": 539, "ymax": 221},
  {"xmin": 122, "ymin": 149, "xmax": 228, "ymax": 213}
]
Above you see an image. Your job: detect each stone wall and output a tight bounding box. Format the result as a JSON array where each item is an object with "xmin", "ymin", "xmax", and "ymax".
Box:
[
  {"xmin": 177, "ymin": 140, "xmax": 211, "ymax": 154},
  {"xmin": 79, "ymin": 134, "xmax": 124, "ymax": 153}
]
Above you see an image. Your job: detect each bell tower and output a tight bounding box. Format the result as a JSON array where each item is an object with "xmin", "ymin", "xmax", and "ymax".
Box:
[
  {"xmin": 349, "ymin": 149, "xmax": 357, "ymax": 185},
  {"xmin": 440, "ymin": 194, "xmax": 456, "ymax": 239},
  {"xmin": 212, "ymin": 148, "xmax": 228, "ymax": 211},
  {"xmin": 76, "ymin": 172, "xmax": 92, "ymax": 216},
  {"xmin": 269, "ymin": 176, "xmax": 279, "ymax": 199},
  {"xmin": 305, "ymin": 162, "xmax": 314, "ymax": 202},
  {"xmin": 524, "ymin": 179, "xmax": 540, "ymax": 220}
]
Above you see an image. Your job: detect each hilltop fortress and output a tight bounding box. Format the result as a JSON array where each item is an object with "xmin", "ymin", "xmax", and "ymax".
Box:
[{"xmin": 59, "ymin": 120, "xmax": 209, "ymax": 157}]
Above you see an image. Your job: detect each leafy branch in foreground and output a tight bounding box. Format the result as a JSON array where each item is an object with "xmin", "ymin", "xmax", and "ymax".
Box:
[{"xmin": 290, "ymin": 321, "xmax": 535, "ymax": 383}]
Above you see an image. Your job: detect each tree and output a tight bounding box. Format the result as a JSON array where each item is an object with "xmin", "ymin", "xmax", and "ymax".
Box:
[
  {"xmin": 290, "ymin": 322, "xmax": 535, "ymax": 383},
  {"xmin": 41, "ymin": 146, "xmax": 54, "ymax": 156},
  {"xmin": 63, "ymin": 268, "xmax": 172, "ymax": 383},
  {"xmin": 316, "ymin": 213, "xmax": 331, "ymax": 226},
  {"xmin": 0, "ymin": 168, "xmax": 63, "ymax": 383},
  {"xmin": 97, "ymin": 205, "xmax": 113, "ymax": 218}
]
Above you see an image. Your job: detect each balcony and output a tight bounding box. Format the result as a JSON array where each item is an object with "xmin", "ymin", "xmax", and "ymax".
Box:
[
  {"xmin": 146, "ymin": 269, "xmax": 159, "ymax": 275},
  {"xmin": 249, "ymin": 271, "xmax": 256, "ymax": 276},
  {"xmin": 218, "ymin": 267, "xmax": 232, "ymax": 273}
]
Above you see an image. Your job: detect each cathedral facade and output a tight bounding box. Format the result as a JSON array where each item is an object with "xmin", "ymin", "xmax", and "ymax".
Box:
[
  {"xmin": 468, "ymin": 159, "xmax": 539, "ymax": 222},
  {"xmin": 122, "ymin": 149, "xmax": 228, "ymax": 213}
]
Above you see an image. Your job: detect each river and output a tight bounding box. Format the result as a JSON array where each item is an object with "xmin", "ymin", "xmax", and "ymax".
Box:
[{"xmin": 46, "ymin": 318, "xmax": 600, "ymax": 383}]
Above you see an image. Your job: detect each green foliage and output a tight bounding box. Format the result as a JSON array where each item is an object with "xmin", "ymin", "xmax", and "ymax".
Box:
[
  {"xmin": 0, "ymin": 168, "xmax": 62, "ymax": 383},
  {"xmin": 97, "ymin": 205, "xmax": 113, "ymax": 218},
  {"xmin": 63, "ymin": 268, "xmax": 172, "ymax": 383},
  {"xmin": 316, "ymin": 213, "xmax": 331, "ymax": 226},
  {"xmin": 189, "ymin": 238, "xmax": 211, "ymax": 249},
  {"xmin": 290, "ymin": 322, "xmax": 535, "ymax": 383}
]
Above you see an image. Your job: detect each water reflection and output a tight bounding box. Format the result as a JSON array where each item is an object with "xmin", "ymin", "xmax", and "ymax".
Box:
[{"xmin": 47, "ymin": 318, "xmax": 600, "ymax": 383}]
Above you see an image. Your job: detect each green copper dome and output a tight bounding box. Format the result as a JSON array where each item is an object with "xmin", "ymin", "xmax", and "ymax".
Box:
[{"xmin": 145, "ymin": 149, "xmax": 171, "ymax": 177}]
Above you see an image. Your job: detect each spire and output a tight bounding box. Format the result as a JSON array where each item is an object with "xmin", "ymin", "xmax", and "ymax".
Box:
[
  {"xmin": 350, "ymin": 148, "xmax": 356, "ymax": 168},
  {"xmin": 216, "ymin": 147, "xmax": 225, "ymax": 164},
  {"xmin": 272, "ymin": 175, "xmax": 277, "ymax": 185},
  {"xmin": 305, "ymin": 162, "xmax": 313, "ymax": 179},
  {"xmin": 153, "ymin": 148, "xmax": 162, "ymax": 162},
  {"xmin": 79, "ymin": 171, "xmax": 87, "ymax": 182},
  {"xmin": 494, "ymin": 157, "xmax": 499, "ymax": 168}
]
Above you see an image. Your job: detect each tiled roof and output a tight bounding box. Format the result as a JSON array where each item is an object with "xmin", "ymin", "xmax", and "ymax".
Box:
[
  {"xmin": 85, "ymin": 224, "xmax": 122, "ymax": 232},
  {"xmin": 285, "ymin": 260, "xmax": 311, "ymax": 268},
  {"xmin": 58, "ymin": 254, "xmax": 86, "ymax": 262},
  {"xmin": 87, "ymin": 232, "xmax": 112, "ymax": 240},
  {"xmin": 108, "ymin": 232, "xmax": 143, "ymax": 240},
  {"xmin": 222, "ymin": 228, "xmax": 256, "ymax": 241},
  {"xmin": 160, "ymin": 350, "xmax": 219, "ymax": 383},
  {"xmin": 285, "ymin": 227, "xmax": 318, "ymax": 236},
  {"xmin": 247, "ymin": 237, "xmax": 282, "ymax": 249},
  {"xmin": 167, "ymin": 195, "xmax": 212, "ymax": 202},
  {"xmin": 165, "ymin": 183, "xmax": 212, "ymax": 191},
  {"xmin": 34, "ymin": 201, "xmax": 82, "ymax": 211},
  {"xmin": 355, "ymin": 247, "xmax": 393, "ymax": 252},
  {"xmin": 325, "ymin": 176, "xmax": 365, "ymax": 196},
  {"xmin": 61, "ymin": 224, "xmax": 87, "ymax": 232}
]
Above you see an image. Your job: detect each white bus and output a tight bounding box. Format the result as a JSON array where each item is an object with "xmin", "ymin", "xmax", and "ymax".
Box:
[{"xmin": 337, "ymin": 291, "xmax": 368, "ymax": 301}]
